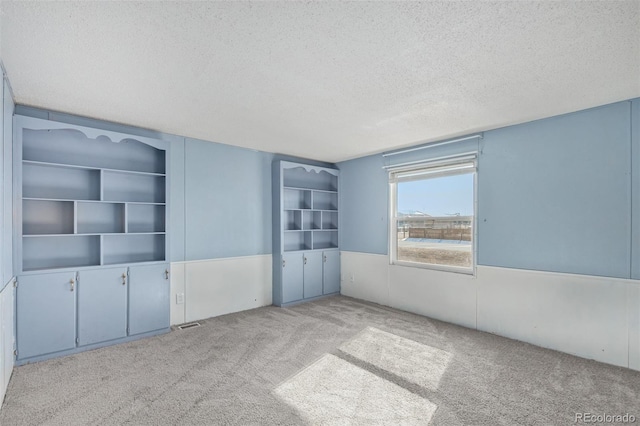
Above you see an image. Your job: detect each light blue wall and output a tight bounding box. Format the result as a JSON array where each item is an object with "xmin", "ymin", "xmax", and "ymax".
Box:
[
  {"xmin": 339, "ymin": 99, "xmax": 638, "ymax": 279},
  {"xmin": 1, "ymin": 78, "xmax": 4, "ymax": 286},
  {"xmin": 2, "ymin": 76, "xmax": 14, "ymax": 288},
  {"xmin": 0, "ymin": 78, "xmax": 3, "ymax": 285},
  {"xmin": 182, "ymin": 140, "xmax": 333, "ymax": 260},
  {"xmin": 169, "ymin": 138, "xmax": 186, "ymax": 262},
  {"xmin": 632, "ymin": 99, "xmax": 640, "ymax": 279},
  {"xmin": 338, "ymin": 154, "xmax": 388, "ymax": 254},
  {"xmin": 184, "ymin": 138, "xmax": 272, "ymax": 260},
  {"xmin": 478, "ymin": 102, "xmax": 631, "ymax": 278}
]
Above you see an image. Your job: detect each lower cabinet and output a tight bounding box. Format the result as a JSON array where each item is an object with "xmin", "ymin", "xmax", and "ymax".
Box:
[
  {"xmin": 322, "ymin": 250, "xmax": 340, "ymax": 294},
  {"xmin": 17, "ymin": 271, "xmax": 77, "ymax": 360},
  {"xmin": 282, "ymin": 252, "xmax": 304, "ymax": 304},
  {"xmin": 16, "ymin": 263, "xmax": 170, "ymax": 363},
  {"xmin": 77, "ymin": 267, "xmax": 128, "ymax": 346},
  {"xmin": 280, "ymin": 250, "xmax": 340, "ymax": 305},
  {"xmin": 303, "ymin": 252, "xmax": 323, "ymax": 299},
  {"xmin": 129, "ymin": 264, "xmax": 170, "ymax": 336}
]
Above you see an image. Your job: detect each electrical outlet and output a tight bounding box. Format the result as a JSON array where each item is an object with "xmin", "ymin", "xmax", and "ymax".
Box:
[{"xmin": 176, "ymin": 293, "xmax": 185, "ymax": 304}]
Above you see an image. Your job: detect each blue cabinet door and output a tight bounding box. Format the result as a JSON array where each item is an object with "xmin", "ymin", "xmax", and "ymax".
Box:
[
  {"xmin": 17, "ymin": 272, "xmax": 76, "ymax": 359},
  {"xmin": 323, "ymin": 251, "xmax": 340, "ymax": 295},
  {"xmin": 128, "ymin": 264, "xmax": 169, "ymax": 335},
  {"xmin": 282, "ymin": 253, "xmax": 303, "ymax": 303},
  {"xmin": 303, "ymin": 251, "xmax": 323, "ymax": 299},
  {"xmin": 77, "ymin": 267, "xmax": 127, "ymax": 346}
]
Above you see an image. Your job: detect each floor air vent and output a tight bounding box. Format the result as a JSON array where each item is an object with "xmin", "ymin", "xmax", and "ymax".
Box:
[{"xmin": 178, "ymin": 322, "xmax": 201, "ymax": 330}]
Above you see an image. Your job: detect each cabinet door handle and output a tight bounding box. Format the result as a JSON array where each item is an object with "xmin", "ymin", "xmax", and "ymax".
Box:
[
  {"xmin": 165, "ymin": 269, "xmax": 170, "ymax": 280},
  {"xmin": 69, "ymin": 278, "xmax": 75, "ymax": 292},
  {"xmin": 323, "ymin": 255, "xmax": 327, "ymax": 263},
  {"xmin": 121, "ymin": 273, "xmax": 127, "ymax": 285},
  {"xmin": 304, "ymin": 256, "xmax": 307, "ymax": 265},
  {"xmin": 282, "ymin": 259, "xmax": 286, "ymax": 268}
]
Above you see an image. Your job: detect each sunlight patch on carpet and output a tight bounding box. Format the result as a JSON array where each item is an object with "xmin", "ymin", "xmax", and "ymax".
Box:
[
  {"xmin": 275, "ymin": 354, "xmax": 437, "ymax": 425},
  {"xmin": 340, "ymin": 327, "xmax": 451, "ymax": 391}
]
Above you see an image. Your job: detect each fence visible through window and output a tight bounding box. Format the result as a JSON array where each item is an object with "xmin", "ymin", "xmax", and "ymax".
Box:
[{"xmin": 391, "ymin": 163, "xmax": 475, "ymax": 272}]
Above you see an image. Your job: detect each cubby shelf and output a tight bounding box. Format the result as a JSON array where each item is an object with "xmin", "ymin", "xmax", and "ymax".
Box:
[{"xmin": 17, "ymin": 118, "xmax": 169, "ymax": 273}]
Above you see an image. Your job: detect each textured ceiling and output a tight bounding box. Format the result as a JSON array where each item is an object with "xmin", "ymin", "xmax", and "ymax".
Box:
[{"xmin": 1, "ymin": 1, "xmax": 639, "ymax": 162}]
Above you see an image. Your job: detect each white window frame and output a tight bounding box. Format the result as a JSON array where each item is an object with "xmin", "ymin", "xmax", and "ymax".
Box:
[{"xmin": 388, "ymin": 155, "xmax": 477, "ymax": 275}]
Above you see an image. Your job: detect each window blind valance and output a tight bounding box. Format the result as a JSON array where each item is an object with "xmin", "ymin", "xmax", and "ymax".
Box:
[
  {"xmin": 387, "ymin": 153, "xmax": 477, "ymax": 182},
  {"xmin": 382, "ymin": 134, "xmax": 482, "ymax": 175}
]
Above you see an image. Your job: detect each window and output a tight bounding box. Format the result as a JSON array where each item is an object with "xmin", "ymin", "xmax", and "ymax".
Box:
[{"xmin": 390, "ymin": 158, "xmax": 476, "ymax": 273}]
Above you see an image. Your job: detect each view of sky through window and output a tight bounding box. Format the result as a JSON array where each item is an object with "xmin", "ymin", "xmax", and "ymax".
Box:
[{"xmin": 397, "ymin": 173, "xmax": 473, "ymax": 217}]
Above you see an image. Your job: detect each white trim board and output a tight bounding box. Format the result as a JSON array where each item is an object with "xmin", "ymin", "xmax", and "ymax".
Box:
[
  {"xmin": 340, "ymin": 251, "xmax": 640, "ymax": 371},
  {"xmin": 170, "ymin": 254, "xmax": 272, "ymax": 325}
]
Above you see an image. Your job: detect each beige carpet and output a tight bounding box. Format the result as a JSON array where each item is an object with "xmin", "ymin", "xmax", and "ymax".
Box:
[{"xmin": 1, "ymin": 296, "xmax": 638, "ymax": 425}]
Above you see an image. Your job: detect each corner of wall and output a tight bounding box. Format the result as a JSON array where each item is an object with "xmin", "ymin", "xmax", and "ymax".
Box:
[{"xmin": 628, "ymin": 282, "xmax": 640, "ymax": 371}]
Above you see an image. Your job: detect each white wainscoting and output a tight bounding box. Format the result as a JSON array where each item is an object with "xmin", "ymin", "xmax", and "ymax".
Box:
[
  {"xmin": 170, "ymin": 255, "xmax": 272, "ymax": 325},
  {"xmin": 339, "ymin": 251, "xmax": 389, "ymax": 306},
  {"xmin": 169, "ymin": 263, "xmax": 186, "ymax": 325},
  {"xmin": 340, "ymin": 251, "xmax": 640, "ymax": 370},
  {"xmin": 0, "ymin": 279, "xmax": 15, "ymax": 405},
  {"xmin": 389, "ymin": 264, "xmax": 476, "ymax": 329},
  {"xmin": 629, "ymin": 284, "xmax": 640, "ymax": 371},
  {"xmin": 477, "ymin": 266, "xmax": 630, "ymax": 368}
]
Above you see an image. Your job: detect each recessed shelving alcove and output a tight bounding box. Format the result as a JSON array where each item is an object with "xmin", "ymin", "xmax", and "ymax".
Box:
[
  {"xmin": 14, "ymin": 115, "xmax": 171, "ymax": 365},
  {"xmin": 273, "ymin": 161, "xmax": 341, "ymax": 306},
  {"xmin": 16, "ymin": 118, "xmax": 169, "ymax": 272}
]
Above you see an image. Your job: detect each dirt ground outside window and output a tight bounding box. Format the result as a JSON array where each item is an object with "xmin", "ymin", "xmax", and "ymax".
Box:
[{"xmin": 397, "ymin": 237, "xmax": 472, "ymax": 268}]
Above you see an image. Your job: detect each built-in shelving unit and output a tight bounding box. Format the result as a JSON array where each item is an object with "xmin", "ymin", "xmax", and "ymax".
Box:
[
  {"xmin": 273, "ymin": 161, "xmax": 340, "ymax": 306},
  {"xmin": 14, "ymin": 115, "xmax": 171, "ymax": 365},
  {"xmin": 16, "ymin": 121, "xmax": 168, "ymax": 272},
  {"xmin": 281, "ymin": 173, "xmax": 339, "ymax": 252}
]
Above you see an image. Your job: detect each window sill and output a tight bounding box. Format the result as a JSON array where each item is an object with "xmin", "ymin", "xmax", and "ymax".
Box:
[{"xmin": 391, "ymin": 260, "xmax": 475, "ymax": 276}]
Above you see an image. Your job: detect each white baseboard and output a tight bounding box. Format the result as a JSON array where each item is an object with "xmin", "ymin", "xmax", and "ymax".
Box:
[
  {"xmin": 340, "ymin": 251, "xmax": 640, "ymax": 370},
  {"xmin": 170, "ymin": 255, "xmax": 272, "ymax": 325}
]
